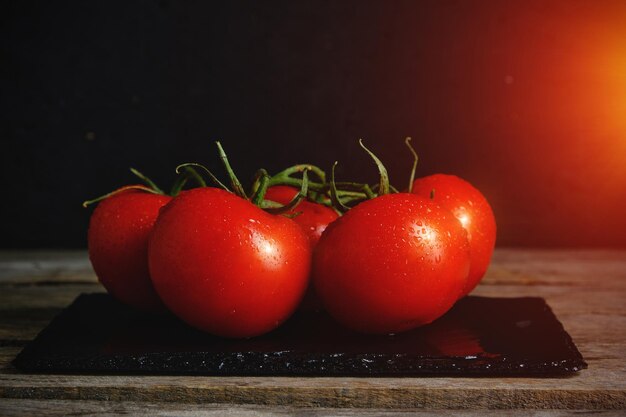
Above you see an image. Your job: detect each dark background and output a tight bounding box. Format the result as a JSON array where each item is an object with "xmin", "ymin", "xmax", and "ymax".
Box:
[{"xmin": 2, "ymin": 0, "xmax": 625, "ymax": 248}]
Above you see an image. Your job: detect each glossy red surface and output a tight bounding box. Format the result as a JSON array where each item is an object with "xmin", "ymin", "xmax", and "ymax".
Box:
[
  {"xmin": 264, "ymin": 186, "xmax": 339, "ymax": 247},
  {"xmin": 148, "ymin": 188, "xmax": 311, "ymax": 338},
  {"xmin": 411, "ymin": 174, "xmax": 497, "ymax": 296},
  {"xmin": 265, "ymin": 185, "xmax": 340, "ymax": 312},
  {"xmin": 313, "ymin": 193, "xmax": 471, "ymax": 334},
  {"xmin": 87, "ymin": 189, "xmax": 171, "ymax": 313}
]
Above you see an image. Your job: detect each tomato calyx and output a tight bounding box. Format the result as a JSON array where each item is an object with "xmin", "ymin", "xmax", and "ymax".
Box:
[
  {"xmin": 261, "ymin": 161, "xmax": 381, "ymax": 215},
  {"xmin": 326, "ymin": 139, "xmax": 398, "ymax": 213},
  {"xmin": 261, "ymin": 164, "xmax": 373, "ymax": 207},
  {"xmin": 359, "ymin": 139, "xmax": 390, "ymax": 196},
  {"xmin": 246, "ymin": 167, "xmax": 311, "ymax": 214},
  {"xmin": 129, "ymin": 167, "xmax": 164, "ymax": 194},
  {"xmin": 216, "ymin": 141, "xmax": 248, "ymax": 199},
  {"xmin": 252, "ymin": 164, "xmax": 326, "ymax": 203},
  {"xmin": 266, "ymin": 164, "xmax": 327, "ymax": 190},
  {"xmin": 82, "ymin": 184, "xmax": 162, "ymax": 207},
  {"xmin": 323, "ymin": 137, "xmax": 426, "ymax": 213},
  {"xmin": 176, "ymin": 141, "xmax": 389, "ymax": 216},
  {"xmin": 82, "ymin": 166, "xmax": 204, "ymax": 207},
  {"xmin": 176, "ymin": 142, "xmax": 313, "ymax": 216},
  {"xmin": 259, "ymin": 170, "xmax": 310, "ymax": 214},
  {"xmin": 329, "ymin": 162, "xmax": 350, "ymax": 213},
  {"xmin": 404, "ymin": 137, "xmax": 439, "ymax": 201},
  {"xmin": 405, "ymin": 137, "xmax": 418, "ymax": 194}
]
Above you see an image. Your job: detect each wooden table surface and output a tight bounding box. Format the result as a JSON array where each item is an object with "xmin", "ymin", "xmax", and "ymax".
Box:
[{"xmin": 0, "ymin": 249, "xmax": 625, "ymax": 416}]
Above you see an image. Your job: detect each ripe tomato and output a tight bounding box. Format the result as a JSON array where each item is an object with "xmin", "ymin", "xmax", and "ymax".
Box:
[
  {"xmin": 264, "ymin": 185, "xmax": 339, "ymax": 246},
  {"xmin": 411, "ymin": 174, "xmax": 496, "ymax": 297},
  {"xmin": 313, "ymin": 193, "xmax": 471, "ymax": 335},
  {"xmin": 87, "ymin": 188, "xmax": 171, "ymax": 313},
  {"xmin": 264, "ymin": 185, "xmax": 339, "ymax": 311},
  {"xmin": 148, "ymin": 187, "xmax": 311, "ymax": 338}
]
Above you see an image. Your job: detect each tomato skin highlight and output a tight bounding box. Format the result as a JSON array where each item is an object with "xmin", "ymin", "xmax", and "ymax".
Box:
[
  {"xmin": 313, "ymin": 193, "xmax": 471, "ymax": 335},
  {"xmin": 411, "ymin": 174, "xmax": 496, "ymax": 297},
  {"xmin": 87, "ymin": 189, "xmax": 171, "ymax": 313},
  {"xmin": 148, "ymin": 187, "xmax": 311, "ymax": 338}
]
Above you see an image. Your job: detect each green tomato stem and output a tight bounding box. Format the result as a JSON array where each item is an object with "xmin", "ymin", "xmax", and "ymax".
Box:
[
  {"xmin": 358, "ymin": 139, "xmax": 390, "ymax": 196},
  {"xmin": 169, "ymin": 166, "xmax": 207, "ymax": 196},
  {"xmin": 405, "ymin": 136, "xmax": 418, "ymax": 193},
  {"xmin": 248, "ymin": 169, "xmax": 266, "ymax": 197},
  {"xmin": 169, "ymin": 173, "xmax": 189, "ymax": 197},
  {"xmin": 176, "ymin": 162, "xmax": 229, "ymax": 191},
  {"xmin": 329, "ymin": 161, "xmax": 351, "ymax": 213},
  {"xmin": 334, "ymin": 181, "xmax": 376, "ymax": 199},
  {"xmin": 273, "ymin": 164, "xmax": 326, "ymax": 183},
  {"xmin": 262, "ymin": 169, "xmax": 309, "ymax": 214},
  {"xmin": 268, "ymin": 170, "xmax": 372, "ymax": 200},
  {"xmin": 267, "ymin": 175, "xmax": 326, "ymax": 192},
  {"xmin": 215, "ymin": 141, "xmax": 247, "ymax": 199},
  {"xmin": 129, "ymin": 168, "xmax": 164, "ymax": 194},
  {"xmin": 184, "ymin": 166, "xmax": 208, "ymax": 188},
  {"xmin": 251, "ymin": 169, "xmax": 271, "ymax": 206},
  {"xmin": 82, "ymin": 185, "xmax": 161, "ymax": 208}
]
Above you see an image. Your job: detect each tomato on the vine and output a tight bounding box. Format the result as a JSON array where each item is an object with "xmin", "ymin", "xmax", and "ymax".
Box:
[
  {"xmin": 264, "ymin": 185, "xmax": 339, "ymax": 311},
  {"xmin": 313, "ymin": 192, "xmax": 471, "ymax": 335},
  {"xmin": 148, "ymin": 187, "xmax": 311, "ymax": 338},
  {"xmin": 87, "ymin": 187, "xmax": 171, "ymax": 313},
  {"xmin": 264, "ymin": 185, "xmax": 339, "ymax": 246},
  {"xmin": 411, "ymin": 174, "xmax": 496, "ymax": 297}
]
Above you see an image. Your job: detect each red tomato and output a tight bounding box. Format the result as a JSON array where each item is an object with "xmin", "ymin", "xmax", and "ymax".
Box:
[
  {"xmin": 313, "ymin": 193, "xmax": 471, "ymax": 335},
  {"xmin": 411, "ymin": 174, "xmax": 496, "ymax": 297},
  {"xmin": 87, "ymin": 188, "xmax": 171, "ymax": 313},
  {"xmin": 148, "ymin": 187, "xmax": 311, "ymax": 338},
  {"xmin": 264, "ymin": 185, "xmax": 339, "ymax": 311},
  {"xmin": 264, "ymin": 185, "xmax": 339, "ymax": 246}
]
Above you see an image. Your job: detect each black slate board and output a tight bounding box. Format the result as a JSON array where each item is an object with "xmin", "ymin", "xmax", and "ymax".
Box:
[{"xmin": 13, "ymin": 294, "xmax": 586, "ymax": 376}]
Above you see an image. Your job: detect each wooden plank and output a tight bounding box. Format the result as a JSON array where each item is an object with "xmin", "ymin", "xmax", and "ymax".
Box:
[
  {"xmin": 492, "ymin": 248, "xmax": 626, "ymax": 264},
  {"xmin": 0, "ymin": 371, "xmax": 624, "ymax": 409},
  {"xmin": 2, "ymin": 399, "xmax": 624, "ymax": 417},
  {"xmin": 484, "ymin": 249, "xmax": 626, "ymax": 287},
  {"xmin": 0, "ymin": 308, "xmax": 62, "ymax": 345},
  {"xmin": 0, "ymin": 284, "xmax": 103, "ymax": 311},
  {"xmin": 2, "ymin": 400, "xmax": 625, "ymax": 417},
  {"xmin": 0, "ymin": 285, "xmax": 102, "ymax": 345},
  {"xmin": 0, "ymin": 251, "xmax": 96, "ymax": 284},
  {"xmin": 0, "ymin": 347, "xmax": 21, "ymax": 370}
]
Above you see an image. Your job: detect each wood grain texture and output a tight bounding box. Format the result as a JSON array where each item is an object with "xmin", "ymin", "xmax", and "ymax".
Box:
[
  {"xmin": 0, "ymin": 251, "xmax": 96, "ymax": 284},
  {"xmin": 0, "ymin": 250, "xmax": 624, "ymax": 411},
  {"xmin": 2, "ymin": 399, "xmax": 625, "ymax": 417}
]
